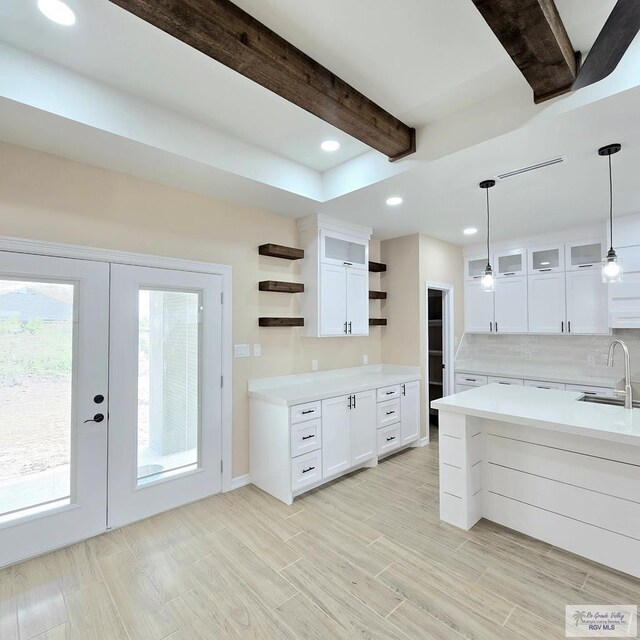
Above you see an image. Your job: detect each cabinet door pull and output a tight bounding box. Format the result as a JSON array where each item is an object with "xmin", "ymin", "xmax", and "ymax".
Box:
[
  {"xmin": 344, "ymin": 321, "xmax": 348, "ymax": 334},
  {"xmin": 578, "ymin": 264, "xmax": 593, "ymax": 268},
  {"xmin": 301, "ymin": 409, "xmax": 314, "ymax": 415},
  {"xmin": 504, "ymin": 272, "xmax": 515, "ymax": 276},
  {"xmin": 386, "ymin": 410, "xmax": 395, "ymax": 415},
  {"xmin": 568, "ymin": 320, "xmax": 571, "ymax": 333},
  {"xmin": 402, "ymin": 384, "xmax": 406, "ymax": 396},
  {"xmin": 561, "ymin": 321, "xmax": 564, "ymax": 333},
  {"xmin": 386, "ymin": 436, "xmax": 396, "ymax": 442},
  {"xmin": 348, "ymin": 395, "xmax": 352, "ymax": 409},
  {"xmin": 489, "ymin": 322, "xmax": 493, "ymax": 332},
  {"xmin": 495, "ymin": 322, "xmax": 498, "ymax": 332},
  {"xmin": 353, "ymin": 394, "xmax": 356, "ymax": 409},
  {"xmin": 302, "ymin": 466, "xmax": 315, "ymax": 474},
  {"xmin": 348, "ymin": 321, "xmax": 352, "ymax": 334},
  {"xmin": 385, "ymin": 391, "xmax": 395, "ymax": 395},
  {"xmin": 343, "ymin": 261, "xmax": 353, "ymax": 266},
  {"xmin": 539, "ymin": 268, "xmax": 552, "ymax": 272}
]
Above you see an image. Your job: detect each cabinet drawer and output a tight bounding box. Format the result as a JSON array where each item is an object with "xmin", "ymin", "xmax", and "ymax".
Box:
[
  {"xmin": 455, "ymin": 373, "xmax": 487, "ymax": 387},
  {"xmin": 291, "ymin": 450, "xmax": 322, "ymax": 492},
  {"xmin": 523, "ymin": 379, "xmax": 566, "ymax": 391},
  {"xmin": 290, "ymin": 401, "xmax": 321, "ymax": 424},
  {"xmin": 488, "ymin": 376, "xmax": 523, "ymax": 386},
  {"xmin": 377, "ymin": 424, "xmax": 402, "ymax": 456},
  {"xmin": 291, "ymin": 419, "xmax": 321, "ymax": 458},
  {"xmin": 377, "ymin": 385, "xmax": 401, "ymax": 402},
  {"xmin": 565, "ymin": 384, "xmax": 615, "ymax": 398},
  {"xmin": 377, "ymin": 398, "xmax": 400, "ymax": 428}
]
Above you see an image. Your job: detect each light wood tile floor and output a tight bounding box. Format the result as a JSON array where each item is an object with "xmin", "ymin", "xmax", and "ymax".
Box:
[{"xmin": 2, "ymin": 428, "xmax": 639, "ymax": 639}]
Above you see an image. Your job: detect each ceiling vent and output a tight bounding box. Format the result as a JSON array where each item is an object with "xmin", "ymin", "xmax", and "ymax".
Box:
[{"xmin": 496, "ymin": 156, "xmax": 565, "ymax": 180}]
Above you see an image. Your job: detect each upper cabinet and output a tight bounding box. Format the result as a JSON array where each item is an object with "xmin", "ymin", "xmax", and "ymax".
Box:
[
  {"xmin": 464, "ymin": 227, "xmax": 612, "ymax": 336},
  {"xmin": 608, "ymin": 214, "xmax": 640, "ymax": 328},
  {"xmin": 299, "ymin": 215, "xmax": 372, "ymax": 337},
  {"xmin": 495, "ymin": 250, "xmax": 526, "ymax": 278},
  {"xmin": 529, "ymin": 245, "xmax": 564, "ymax": 273}
]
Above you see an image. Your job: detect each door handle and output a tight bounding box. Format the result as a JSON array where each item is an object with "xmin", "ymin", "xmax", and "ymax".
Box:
[
  {"xmin": 489, "ymin": 322, "xmax": 493, "ymax": 332},
  {"xmin": 84, "ymin": 413, "xmax": 105, "ymax": 424},
  {"xmin": 495, "ymin": 322, "xmax": 498, "ymax": 332}
]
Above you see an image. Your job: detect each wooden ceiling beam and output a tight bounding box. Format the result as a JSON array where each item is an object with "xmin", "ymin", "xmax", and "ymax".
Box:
[
  {"xmin": 108, "ymin": 0, "xmax": 416, "ymax": 161},
  {"xmin": 471, "ymin": 0, "xmax": 579, "ymax": 103}
]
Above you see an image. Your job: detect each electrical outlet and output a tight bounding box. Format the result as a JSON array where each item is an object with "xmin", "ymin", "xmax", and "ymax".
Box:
[
  {"xmin": 233, "ymin": 344, "xmax": 250, "ymax": 358},
  {"xmin": 311, "ymin": 359, "xmax": 318, "ymax": 371},
  {"xmin": 525, "ymin": 351, "xmax": 533, "ymax": 361},
  {"xmin": 588, "ymin": 354, "xmax": 596, "ymax": 366},
  {"xmin": 363, "ymin": 354, "xmax": 368, "ymax": 365},
  {"xmin": 253, "ymin": 344, "xmax": 261, "ymax": 357}
]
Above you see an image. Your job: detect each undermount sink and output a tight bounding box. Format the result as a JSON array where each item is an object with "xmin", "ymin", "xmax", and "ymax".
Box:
[{"xmin": 578, "ymin": 395, "xmax": 640, "ymax": 409}]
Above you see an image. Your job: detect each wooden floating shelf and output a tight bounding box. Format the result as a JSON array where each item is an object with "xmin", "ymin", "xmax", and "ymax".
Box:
[
  {"xmin": 369, "ymin": 290, "xmax": 387, "ymax": 300},
  {"xmin": 259, "ymin": 317, "xmax": 304, "ymax": 327},
  {"xmin": 259, "ymin": 280, "xmax": 304, "ymax": 293},
  {"xmin": 369, "ymin": 261, "xmax": 387, "ymax": 273},
  {"xmin": 258, "ymin": 244, "xmax": 304, "ymax": 260},
  {"xmin": 369, "ymin": 318, "xmax": 387, "ymax": 326}
]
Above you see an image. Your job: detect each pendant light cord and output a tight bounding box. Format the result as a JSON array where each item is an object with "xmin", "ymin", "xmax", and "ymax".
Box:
[
  {"xmin": 608, "ymin": 153, "xmax": 614, "ymax": 252},
  {"xmin": 486, "ymin": 187, "xmax": 490, "ymax": 264}
]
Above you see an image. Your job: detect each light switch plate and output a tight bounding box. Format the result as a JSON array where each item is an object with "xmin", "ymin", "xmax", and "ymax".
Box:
[
  {"xmin": 234, "ymin": 344, "xmax": 250, "ymax": 358},
  {"xmin": 253, "ymin": 344, "xmax": 261, "ymax": 357}
]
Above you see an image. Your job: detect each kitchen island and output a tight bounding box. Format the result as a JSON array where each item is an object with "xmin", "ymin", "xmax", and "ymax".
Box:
[{"xmin": 431, "ymin": 384, "xmax": 640, "ymax": 578}]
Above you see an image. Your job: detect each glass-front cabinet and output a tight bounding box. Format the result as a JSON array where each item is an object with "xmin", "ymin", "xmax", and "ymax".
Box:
[
  {"xmin": 320, "ymin": 230, "xmax": 368, "ymax": 270},
  {"xmin": 528, "ymin": 245, "xmax": 564, "ymax": 273},
  {"xmin": 565, "ymin": 240, "xmax": 603, "ymax": 271},
  {"xmin": 464, "ymin": 256, "xmax": 489, "ymax": 280},
  {"xmin": 495, "ymin": 250, "xmax": 526, "ymax": 277}
]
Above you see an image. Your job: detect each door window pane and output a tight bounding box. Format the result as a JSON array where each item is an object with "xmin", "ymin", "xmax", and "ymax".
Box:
[
  {"xmin": 137, "ymin": 290, "xmax": 200, "ymax": 484},
  {"xmin": 0, "ymin": 280, "xmax": 74, "ymax": 519}
]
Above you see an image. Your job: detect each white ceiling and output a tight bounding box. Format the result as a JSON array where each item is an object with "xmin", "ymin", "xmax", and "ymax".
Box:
[{"xmin": 1, "ymin": 0, "xmax": 638, "ymax": 247}]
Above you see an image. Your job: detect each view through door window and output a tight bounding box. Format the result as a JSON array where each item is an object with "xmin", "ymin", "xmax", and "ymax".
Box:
[
  {"xmin": 0, "ymin": 280, "xmax": 74, "ymax": 520},
  {"xmin": 137, "ymin": 289, "xmax": 200, "ymax": 483}
]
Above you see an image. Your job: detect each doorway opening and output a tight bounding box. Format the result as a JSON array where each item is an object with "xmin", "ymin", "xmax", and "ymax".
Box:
[{"xmin": 425, "ymin": 282, "xmax": 455, "ymax": 432}]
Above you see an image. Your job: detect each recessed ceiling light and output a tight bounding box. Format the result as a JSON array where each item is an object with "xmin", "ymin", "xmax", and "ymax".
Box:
[
  {"xmin": 463, "ymin": 227, "xmax": 478, "ymax": 235},
  {"xmin": 321, "ymin": 140, "xmax": 340, "ymax": 152},
  {"xmin": 386, "ymin": 196, "xmax": 403, "ymax": 206},
  {"xmin": 37, "ymin": 0, "xmax": 76, "ymax": 25}
]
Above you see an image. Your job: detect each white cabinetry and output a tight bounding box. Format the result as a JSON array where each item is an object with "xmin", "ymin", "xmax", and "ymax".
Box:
[
  {"xmin": 299, "ymin": 215, "xmax": 371, "ymax": 337},
  {"xmin": 400, "ymin": 381, "xmax": 420, "ymax": 445},
  {"xmin": 250, "ymin": 377, "xmax": 421, "ymax": 504},
  {"xmin": 464, "ymin": 281, "xmax": 494, "ymax": 333},
  {"xmin": 608, "ymin": 214, "xmax": 640, "ymax": 328},
  {"xmin": 494, "ymin": 277, "xmax": 528, "ymax": 333},
  {"xmin": 566, "ymin": 270, "xmax": 609, "ymax": 335},
  {"xmin": 528, "ymin": 272, "xmax": 566, "ymax": 334}
]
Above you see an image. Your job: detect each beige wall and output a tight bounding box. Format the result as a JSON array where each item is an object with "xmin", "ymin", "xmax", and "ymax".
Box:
[
  {"xmin": 0, "ymin": 142, "xmax": 383, "ymax": 478},
  {"xmin": 380, "ymin": 233, "xmax": 464, "ymax": 437}
]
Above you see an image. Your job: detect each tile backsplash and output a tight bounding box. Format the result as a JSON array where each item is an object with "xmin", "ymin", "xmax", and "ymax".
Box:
[{"xmin": 457, "ymin": 330, "xmax": 640, "ymax": 379}]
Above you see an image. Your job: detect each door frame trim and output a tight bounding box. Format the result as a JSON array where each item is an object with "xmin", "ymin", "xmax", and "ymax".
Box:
[{"xmin": 0, "ymin": 235, "xmax": 234, "ymax": 493}]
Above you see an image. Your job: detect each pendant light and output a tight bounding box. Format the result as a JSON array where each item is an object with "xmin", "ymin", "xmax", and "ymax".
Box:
[
  {"xmin": 479, "ymin": 179, "xmax": 496, "ymax": 292},
  {"xmin": 599, "ymin": 143, "xmax": 623, "ymax": 283}
]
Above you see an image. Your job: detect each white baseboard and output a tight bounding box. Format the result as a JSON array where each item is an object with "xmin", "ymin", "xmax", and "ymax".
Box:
[
  {"xmin": 229, "ymin": 473, "xmax": 251, "ymax": 491},
  {"xmin": 417, "ymin": 436, "xmax": 431, "ymax": 447}
]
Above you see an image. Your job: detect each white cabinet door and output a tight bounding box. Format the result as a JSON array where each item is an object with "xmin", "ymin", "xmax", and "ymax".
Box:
[
  {"xmin": 566, "ymin": 270, "xmax": 609, "ymax": 335},
  {"xmin": 400, "ymin": 381, "xmax": 420, "ymax": 446},
  {"xmin": 350, "ymin": 390, "xmax": 376, "ymax": 466},
  {"xmin": 320, "ymin": 264, "xmax": 347, "ymax": 336},
  {"xmin": 321, "ymin": 395, "xmax": 351, "ymax": 477},
  {"xmin": 528, "ymin": 273, "xmax": 566, "ymax": 334},
  {"xmin": 494, "ymin": 276, "xmax": 528, "ymax": 333},
  {"xmin": 346, "ymin": 268, "xmax": 369, "ymax": 336},
  {"xmin": 464, "ymin": 280, "xmax": 494, "ymax": 333}
]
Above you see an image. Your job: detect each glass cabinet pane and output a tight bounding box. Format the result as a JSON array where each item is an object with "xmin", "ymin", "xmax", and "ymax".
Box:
[
  {"xmin": 532, "ymin": 248, "xmax": 560, "ymax": 270},
  {"xmin": 570, "ymin": 243, "xmax": 601, "ymax": 267},
  {"xmin": 498, "ymin": 254, "xmax": 523, "ymax": 274},
  {"xmin": 468, "ymin": 258, "xmax": 486, "ymax": 278},
  {"xmin": 324, "ymin": 236, "xmax": 366, "ymax": 265}
]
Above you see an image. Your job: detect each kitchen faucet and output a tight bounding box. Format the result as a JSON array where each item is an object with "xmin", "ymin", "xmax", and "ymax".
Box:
[{"xmin": 607, "ymin": 339, "xmax": 633, "ymax": 409}]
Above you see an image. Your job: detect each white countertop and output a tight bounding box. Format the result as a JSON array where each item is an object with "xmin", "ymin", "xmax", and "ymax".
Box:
[
  {"xmin": 432, "ymin": 384, "xmax": 640, "ymax": 446},
  {"xmin": 455, "ymin": 359, "xmax": 620, "ymax": 388},
  {"xmin": 248, "ymin": 365, "xmax": 420, "ymax": 406}
]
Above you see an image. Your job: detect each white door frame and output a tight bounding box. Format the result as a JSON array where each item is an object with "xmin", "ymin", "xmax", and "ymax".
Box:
[
  {"xmin": 0, "ymin": 235, "xmax": 234, "ymax": 493},
  {"xmin": 425, "ymin": 281, "xmax": 455, "ymax": 405}
]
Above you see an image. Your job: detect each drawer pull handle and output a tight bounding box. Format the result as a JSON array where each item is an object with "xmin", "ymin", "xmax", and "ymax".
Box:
[
  {"xmin": 301, "ymin": 409, "xmax": 315, "ymax": 415},
  {"xmin": 465, "ymin": 378, "xmax": 476, "ymax": 382},
  {"xmin": 498, "ymin": 382, "xmax": 509, "ymax": 385},
  {"xmin": 583, "ymin": 391, "xmax": 596, "ymax": 395},
  {"xmin": 385, "ymin": 391, "xmax": 395, "ymax": 395},
  {"xmin": 301, "ymin": 434, "xmax": 314, "ymax": 440},
  {"xmin": 386, "ymin": 410, "xmax": 395, "ymax": 415},
  {"xmin": 578, "ymin": 264, "xmax": 593, "ymax": 268},
  {"xmin": 302, "ymin": 466, "xmax": 315, "ymax": 474},
  {"xmin": 386, "ymin": 436, "xmax": 396, "ymax": 442}
]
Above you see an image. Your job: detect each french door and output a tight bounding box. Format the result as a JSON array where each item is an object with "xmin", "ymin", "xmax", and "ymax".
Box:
[
  {"xmin": 0, "ymin": 252, "xmax": 109, "ymax": 567},
  {"xmin": 107, "ymin": 264, "xmax": 223, "ymax": 527},
  {"xmin": 0, "ymin": 252, "xmax": 224, "ymax": 566}
]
